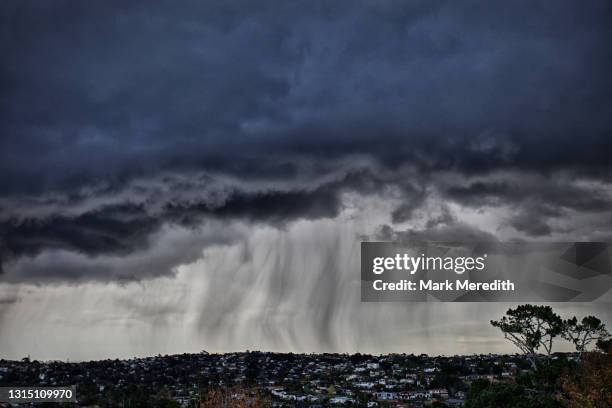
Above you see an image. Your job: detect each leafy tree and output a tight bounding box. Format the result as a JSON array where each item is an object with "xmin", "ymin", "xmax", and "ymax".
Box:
[
  {"xmin": 559, "ymin": 340, "xmax": 612, "ymax": 408},
  {"xmin": 562, "ymin": 316, "xmax": 610, "ymax": 353},
  {"xmin": 532, "ymin": 358, "xmax": 577, "ymax": 394},
  {"xmin": 465, "ymin": 380, "xmax": 561, "ymax": 408},
  {"xmin": 596, "ymin": 337, "xmax": 612, "ymax": 352},
  {"xmin": 491, "ymin": 305, "xmax": 564, "ymax": 369}
]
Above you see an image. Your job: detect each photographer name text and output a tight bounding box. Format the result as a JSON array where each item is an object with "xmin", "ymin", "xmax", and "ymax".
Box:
[{"xmin": 372, "ymin": 278, "xmax": 515, "ymax": 292}]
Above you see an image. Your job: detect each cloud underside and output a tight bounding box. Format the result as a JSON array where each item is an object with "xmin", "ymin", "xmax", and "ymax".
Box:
[
  {"xmin": 1, "ymin": 166, "xmax": 612, "ymax": 283},
  {"xmin": 1, "ymin": 0, "xmax": 611, "ymax": 283}
]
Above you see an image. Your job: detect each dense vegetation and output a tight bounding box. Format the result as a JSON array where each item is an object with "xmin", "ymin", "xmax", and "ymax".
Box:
[{"xmin": 465, "ymin": 305, "xmax": 611, "ymax": 408}]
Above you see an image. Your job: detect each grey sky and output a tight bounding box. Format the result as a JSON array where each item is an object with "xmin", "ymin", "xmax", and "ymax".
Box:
[{"xmin": 1, "ymin": 0, "xmax": 611, "ymax": 360}]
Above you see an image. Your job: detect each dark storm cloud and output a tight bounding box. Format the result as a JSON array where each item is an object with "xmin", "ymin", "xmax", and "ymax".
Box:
[
  {"xmin": 440, "ymin": 174, "xmax": 612, "ymax": 236},
  {"xmin": 0, "ymin": 165, "xmax": 410, "ymax": 280},
  {"xmin": 0, "ymin": 296, "xmax": 19, "ymax": 305},
  {"xmin": 391, "ymin": 200, "xmax": 424, "ymax": 224},
  {"xmin": 1, "ymin": 0, "xmax": 611, "ymax": 194},
  {"xmin": 507, "ymin": 211, "xmax": 553, "ymax": 237},
  {"xmin": 164, "ymin": 183, "xmax": 341, "ymax": 225},
  {"xmin": 445, "ymin": 179, "xmax": 611, "ymax": 212},
  {"xmin": 375, "ymin": 221, "xmax": 498, "ymax": 243},
  {"xmin": 0, "ymin": 178, "xmax": 349, "ymax": 277},
  {"xmin": 0, "ymin": 203, "xmax": 157, "ymax": 259},
  {"xmin": 1, "ymin": 1, "xmax": 612, "ymax": 281}
]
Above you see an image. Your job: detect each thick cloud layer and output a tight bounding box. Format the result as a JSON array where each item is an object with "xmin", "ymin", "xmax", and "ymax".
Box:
[
  {"xmin": 0, "ymin": 1, "xmax": 612, "ymax": 282},
  {"xmin": 2, "ymin": 1, "xmax": 612, "ymax": 193}
]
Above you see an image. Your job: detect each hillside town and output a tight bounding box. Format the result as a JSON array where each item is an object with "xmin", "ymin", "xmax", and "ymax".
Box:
[{"xmin": 0, "ymin": 351, "xmax": 578, "ymax": 407}]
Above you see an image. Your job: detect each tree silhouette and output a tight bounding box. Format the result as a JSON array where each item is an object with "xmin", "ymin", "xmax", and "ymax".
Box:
[
  {"xmin": 490, "ymin": 305, "xmax": 564, "ymax": 369},
  {"xmin": 562, "ymin": 316, "xmax": 610, "ymax": 353}
]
